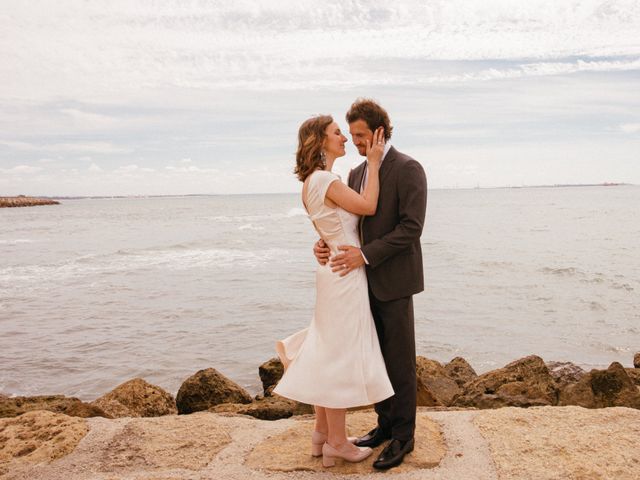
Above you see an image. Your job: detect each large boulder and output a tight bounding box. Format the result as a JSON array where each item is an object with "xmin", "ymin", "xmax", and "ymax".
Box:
[
  {"xmin": 559, "ymin": 362, "xmax": 640, "ymax": 409},
  {"xmin": 210, "ymin": 394, "xmax": 313, "ymax": 420},
  {"xmin": 452, "ymin": 355, "xmax": 558, "ymax": 409},
  {"xmin": 444, "ymin": 357, "xmax": 477, "ymax": 387},
  {"xmin": 176, "ymin": 368, "xmax": 252, "ymax": 414},
  {"xmin": 634, "ymin": 352, "xmax": 640, "ymax": 369},
  {"xmin": 259, "ymin": 358, "xmax": 284, "ymax": 396},
  {"xmin": 626, "ymin": 368, "xmax": 640, "ymax": 386},
  {"xmin": 91, "ymin": 378, "xmax": 177, "ymax": 418},
  {"xmin": 416, "ymin": 356, "xmax": 461, "ymax": 407},
  {"xmin": 546, "ymin": 361, "xmax": 586, "ymax": 388},
  {"xmin": 0, "ymin": 395, "xmax": 110, "ymax": 419}
]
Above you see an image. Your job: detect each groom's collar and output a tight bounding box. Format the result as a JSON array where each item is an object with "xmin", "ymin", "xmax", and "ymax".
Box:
[{"xmin": 365, "ymin": 142, "xmax": 393, "ymax": 165}]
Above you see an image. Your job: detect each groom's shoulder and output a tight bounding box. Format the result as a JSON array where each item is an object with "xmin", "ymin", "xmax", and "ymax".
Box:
[{"xmin": 391, "ymin": 147, "xmax": 422, "ymax": 170}]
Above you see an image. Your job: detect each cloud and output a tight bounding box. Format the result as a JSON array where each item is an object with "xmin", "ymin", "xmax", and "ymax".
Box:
[
  {"xmin": 165, "ymin": 164, "xmax": 219, "ymax": 174},
  {"xmin": 114, "ymin": 164, "xmax": 155, "ymax": 173},
  {"xmin": 619, "ymin": 123, "xmax": 640, "ymax": 133},
  {"xmin": 2, "ymin": 1, "xmax": 640, "ymax": 100},
  {"xmin": 88, "ymin": 163, "xmax": 103, "ymax": 173},
  {"xmin": 0, "ymin": 140, "xmax": 132, "ymax": 154},
  {"xmin": 0, "ymin": 165, "xmax": 43, "ymax": 174}
]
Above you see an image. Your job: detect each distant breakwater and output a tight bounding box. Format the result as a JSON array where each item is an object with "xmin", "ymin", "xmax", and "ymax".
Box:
[{"xmin": 0, "ymin": 196, "xmax": 59, "ymax": 208}]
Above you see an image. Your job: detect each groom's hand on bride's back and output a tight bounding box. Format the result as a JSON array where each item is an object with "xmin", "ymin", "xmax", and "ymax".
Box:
[{"xmin": 314, "ymin": 239, "xmax": 330, "ymax": 265}]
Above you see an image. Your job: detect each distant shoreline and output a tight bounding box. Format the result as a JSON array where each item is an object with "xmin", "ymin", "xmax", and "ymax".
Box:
[{"xmin": 2, "ymin": 183, "xmax": 635, "ymax": 201}]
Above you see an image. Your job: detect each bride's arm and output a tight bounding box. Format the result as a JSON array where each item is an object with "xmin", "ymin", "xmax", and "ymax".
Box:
[{"xmin": 325, "ymin": 127, "xmax": 384, "ymax": 216}]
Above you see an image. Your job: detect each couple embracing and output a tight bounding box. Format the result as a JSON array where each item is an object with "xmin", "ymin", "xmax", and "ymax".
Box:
[{"xmin": 274, "ymin": 98, "xmax": 427, "ymax": 470}]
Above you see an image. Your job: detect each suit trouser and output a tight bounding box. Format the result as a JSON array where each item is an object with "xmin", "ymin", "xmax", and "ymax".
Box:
[{"xmin": 369, "ymin": 288, "xmax": 417, "ymax": 442}]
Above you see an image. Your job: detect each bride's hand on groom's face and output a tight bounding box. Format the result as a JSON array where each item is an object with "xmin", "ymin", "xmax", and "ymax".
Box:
[
  {"xmin": 330, "ymin": 245, "xmax": 365, "ymax": 277},
  {"xmin": 314, "ymin": 239, "xmax": 330, "ymax": 265}
]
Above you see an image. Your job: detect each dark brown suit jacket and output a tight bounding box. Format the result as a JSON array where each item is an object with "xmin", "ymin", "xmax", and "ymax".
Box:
[{"xmin": 348, "ymin": 146, "xmax": 427, "ymax": 302}]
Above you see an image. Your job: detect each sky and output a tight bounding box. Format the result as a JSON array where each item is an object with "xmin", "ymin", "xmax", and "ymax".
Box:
[{"xmin": 1, "ymin": 0, "xmax": 639, "ymax": 196}]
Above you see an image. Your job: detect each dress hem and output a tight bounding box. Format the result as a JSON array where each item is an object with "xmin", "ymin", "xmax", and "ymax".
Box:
[{"xmin": 271, "ymin": 386, "xmax": 394, "ymax": 410}]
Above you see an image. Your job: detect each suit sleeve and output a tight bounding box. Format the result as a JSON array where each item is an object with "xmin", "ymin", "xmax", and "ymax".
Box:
[{"xmin": 360, "ymin": 160, "xmax": 427, "ymax": 269}]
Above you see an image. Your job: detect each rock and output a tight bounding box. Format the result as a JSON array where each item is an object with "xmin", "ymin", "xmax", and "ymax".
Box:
[
  {"xmin": 91, "ymin": 378, "xmax": 177, "ymax": 418},
  {"xmin": 626, "ymin": 368, "xmax": 640, "ymax": 386},
  {"xmin": 634, "ymin": 352, "xmax": 640, "ymax": 368},
  {"xmin": 452, "ymin": 355, "xmax": 558, "ymax": 409},
  {"xmin": 0, "ymin": 196, "xmax": 60, "ymax": 208},
  {"xmin": 0, "ymin": 395, "xmax": 110, "ymax": 419},
  {"xmin": 546, "ymin": 361, "xmax": 586, "ymax": 388},
  {"xmin": 559, "ymin": 362, "xmax": 640, "ymax": 409},
  {"xmin": 245, "ymin": 410, "xmax": 445, "ymax": 474},
  {"xmin": 444, "ymin": 357, "xmax": 478, "ymax": 387},
  {"xmin": 416, "ymin": 356, "xmax": 461, "ymax": 407},
  {"xmin": 0, "ymin": 410, "xmax": 88, "ymax": 476},
  {"xmin": 210, "ymin": 394, "xmax": 313, "ymax": 420},
  {"xmin": 259, "ymin": 358, "xmax": 284, "ymax": 396},
  {"xmin": 176, "ymin": 368, "xmax": 252, "ymax": 414}
]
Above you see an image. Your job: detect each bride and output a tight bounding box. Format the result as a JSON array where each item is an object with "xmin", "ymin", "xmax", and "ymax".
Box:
[{"xmin": 273, "ymin": 114, "xmax": 393, "ymax": 467}]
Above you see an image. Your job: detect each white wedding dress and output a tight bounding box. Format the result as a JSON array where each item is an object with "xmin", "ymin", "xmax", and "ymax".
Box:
[{"xmin": 273, "ymin": 170, "xmax": 394, "ymax": 408}]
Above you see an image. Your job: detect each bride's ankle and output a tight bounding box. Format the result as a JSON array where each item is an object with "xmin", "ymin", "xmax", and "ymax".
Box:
[{"xmin": 327, "ymin": 439, "xmax": 353, "ymax": 450}]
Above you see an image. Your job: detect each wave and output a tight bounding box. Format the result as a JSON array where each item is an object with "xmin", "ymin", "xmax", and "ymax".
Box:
[
  {"xmin": 286, "ymin": 208, "xmax": 307, "ymax": 217},
  {"xmin": 611, "ymin": 282, "xmax": 634, "ymax": 291},
  {"xmin": 0, "ymin": 246, "xmax": 290, "ymax": 286},
  {"xmin": 0, "ymin": 239, "xmax": 34, "ymax": 245},
  {"xmin": 238, "ymin": 224, "xmax": 265, "ymax": 231},
  {"xmin": 540, "ymin": 267, "xmax": 580, "ymax": 276},
  {"xmin": 204, "ymin": 208, "xmax": 307, "ymax": 223}
]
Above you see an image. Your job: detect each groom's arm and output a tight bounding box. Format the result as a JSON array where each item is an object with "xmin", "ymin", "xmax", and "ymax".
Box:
[{"xmin": 360, "ymin": 160, "xmax": 427, "ymax": 269}]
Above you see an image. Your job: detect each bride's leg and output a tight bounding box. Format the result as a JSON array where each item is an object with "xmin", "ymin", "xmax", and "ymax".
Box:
[
  {"xmin": 314, "ymin": 405, "xmax": 328, "ymax": 434},
  {"xmin": 323, "ymin": 408, "xmax": 373, "ymax": 466},
  {"xmin": 325, "ymin": 407, "xmax": 356, "ymax": 449}
]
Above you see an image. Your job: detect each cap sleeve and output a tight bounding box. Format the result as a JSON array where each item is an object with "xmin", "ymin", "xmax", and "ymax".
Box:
[{"xmin": 310, "ymin": 170, "xmax": 341, "ymax": 205}]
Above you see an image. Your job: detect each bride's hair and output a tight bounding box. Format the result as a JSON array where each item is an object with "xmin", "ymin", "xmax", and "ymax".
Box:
[{"xmin": 294, "ymin": 115, "xmax": 333, "ymax": 182}]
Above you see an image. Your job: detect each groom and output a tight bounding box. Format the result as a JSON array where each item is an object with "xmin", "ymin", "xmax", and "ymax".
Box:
[{"xmin": 314, "ymin": 98, "xmax": 427, "ymax": 469}]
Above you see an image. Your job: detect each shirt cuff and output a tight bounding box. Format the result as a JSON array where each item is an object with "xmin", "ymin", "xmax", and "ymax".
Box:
[{"xmin": 360, "ymin": 250, "xmax": 369, "ymax": 265}]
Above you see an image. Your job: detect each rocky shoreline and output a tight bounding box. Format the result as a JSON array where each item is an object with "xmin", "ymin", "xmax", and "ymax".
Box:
[
  {"xmin": 2, "ymin": 353, "xmax": 639, "ymax": 421},
  {"xmin": 0, "ymin": 196, "xmax": 59, "ymax": 208},
  {"xmin": 2, "ymin": 353, "xmax": 640, "ymax": 479}
]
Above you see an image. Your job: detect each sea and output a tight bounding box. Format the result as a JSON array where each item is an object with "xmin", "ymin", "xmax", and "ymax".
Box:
[{"xmin": 1, "ymin": 186, "xmax": 639, "ymax": 400}]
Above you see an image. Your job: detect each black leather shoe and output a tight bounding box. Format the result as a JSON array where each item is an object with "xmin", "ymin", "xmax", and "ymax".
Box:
[
  {"xmin": 353, "ymin": 427, "xmax": 391, "ymax": 448},
  {"xmin": 372, "ymin": 438, "xmax": 415, "ymax": 470}
]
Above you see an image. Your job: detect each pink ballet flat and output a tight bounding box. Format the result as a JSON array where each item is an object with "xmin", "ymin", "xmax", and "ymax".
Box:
[{"xmin": 321, "ymin": 441, "xmax": 373, "ymax": 467}]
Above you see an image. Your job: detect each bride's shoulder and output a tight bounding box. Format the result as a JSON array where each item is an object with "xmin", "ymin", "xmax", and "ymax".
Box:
[{"xmin": 309, "ymin": 169, "xmax": 340, "ymax": 184}]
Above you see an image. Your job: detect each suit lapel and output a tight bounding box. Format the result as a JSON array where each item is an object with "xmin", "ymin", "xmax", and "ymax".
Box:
[
  {"xmin": 379, "ymin": 146, "xmax": 397, "ymax": 186},
  {"xmin": 350, "ymin": 161, "xmax": 367, "ymax": 192}
]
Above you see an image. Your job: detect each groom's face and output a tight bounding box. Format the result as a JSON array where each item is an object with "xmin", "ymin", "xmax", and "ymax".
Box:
[{"xmin": 348, "ymin": 119, "xmax": 374, "ymax": 157}]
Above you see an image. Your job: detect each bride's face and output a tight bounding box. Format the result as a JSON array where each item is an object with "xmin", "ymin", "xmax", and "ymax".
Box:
[{"xmin": 323, "ymin": 122, "xmax": 348, "ymax": 159}]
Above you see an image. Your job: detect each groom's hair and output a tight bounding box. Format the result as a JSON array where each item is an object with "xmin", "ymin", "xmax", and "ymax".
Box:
[{"xmin": 346, "ymin": 98, "xmax": 393, "ymax": 141}]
